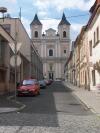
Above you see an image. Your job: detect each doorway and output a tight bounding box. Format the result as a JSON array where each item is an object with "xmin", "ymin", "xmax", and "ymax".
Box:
[{"xmin": 49, "ymin": 72, "xmax": 54, "ymax": 80}]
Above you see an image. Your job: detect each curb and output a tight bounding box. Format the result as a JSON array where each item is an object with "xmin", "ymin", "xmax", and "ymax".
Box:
[
  {"xmin": 62, "ymin": 82, "xmax": 99, "ymax": 115},
  {"xmin": 0, "ymin": 95, "xmax": 26, "ymax": 114},
  {"xmin": 7, "ymin": 95, "xmax": 26, "ymax": 111}
]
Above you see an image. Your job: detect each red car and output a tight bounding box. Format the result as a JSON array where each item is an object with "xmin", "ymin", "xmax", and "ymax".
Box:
[{"xmin": 17, "ymin": 79, "xmax": 40, "ymax": 96}]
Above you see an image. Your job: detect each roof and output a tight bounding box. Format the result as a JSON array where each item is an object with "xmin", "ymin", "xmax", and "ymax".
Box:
[
  {"xmin": 90, "ymin": 0, "xmax": 100, "ymax": 13},
  {"xmin": 58, "ymin": 13, "xmax": 70, "ymax": 26},
  {"xmin": 30, "ymin": 14, "xmax": 42, "ymax": 26},
  {"xmin": 45, "ymin": 28, "xmax": 56, "ymax": 32},
  {"xmin": 86, "ymin": 0, "xmax": 100, "ymax": 29}
]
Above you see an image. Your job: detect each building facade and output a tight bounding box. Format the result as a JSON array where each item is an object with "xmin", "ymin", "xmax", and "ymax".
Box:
[
  {"xmin": 87, "ymin": 0, "xmax": 100, "ymax": 90},
  {"xmin": 30, "ymin": 13, "xmax": 71, "ymax": 80},
  {"xmin": 0, "ymin": 25, "xmax": 15, "ymax": 94},
  {"xmin": 0, "ymin": 17, "xmax": 43, "ymax": 94},
  {"xmin": 64, "ymin": 0, "xmax": 100, "ymax": 91},
  {"xmin": 0, "ymin": 17, "xmax": 43, "ymax": 80}
]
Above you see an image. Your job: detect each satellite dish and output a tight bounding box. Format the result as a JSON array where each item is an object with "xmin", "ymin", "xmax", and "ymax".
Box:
[
  {"xmin": 0, "ymin": 7, "xmax": 7, "ymax": 13},
  {"xmin": 0, "ymin": 7, "xmax": 7, "ymax": 21}
]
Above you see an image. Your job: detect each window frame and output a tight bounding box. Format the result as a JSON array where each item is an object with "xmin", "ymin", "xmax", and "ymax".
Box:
[
  {"xmin": 49, "ymin": 49, "xmax": 53, "ymax": 56},
  {"xmin": 63, "ymin": 31, "xmax": 66, "ymax": 38},
  {"xmin": 34, "ymin": 31, "xmax": 38, "ymax": 38},
  {"xmin": 64, "ymin": 49, "xmax": 66, "ymax": 54}
]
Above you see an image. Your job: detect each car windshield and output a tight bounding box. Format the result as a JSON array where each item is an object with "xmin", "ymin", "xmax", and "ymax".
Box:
[
  {"xmin": 22, "ymin": 79, "xmax": 37, "ymax": 85},
  {"xmin": 39, "ymin": 80, "xmax": 44, "ymax": 83}
]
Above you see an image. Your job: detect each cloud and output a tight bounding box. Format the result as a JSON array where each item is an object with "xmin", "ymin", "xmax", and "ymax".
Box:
[
  {"xmin": 33, "ymin": 0, "xmax": 95, "ymax": 12},
  {"xmin": 41, "ymin": 19, "xmax": 60, "ymax": 33},
  {"xmin": 71, "ymin": 23, "xmax": 83, "ymax": 32},
  {"xmin": 0, "ymin": 0, "xmax": 17, "ymax": 15},
  {"xmin": 71, "ymin": 23, "xmax": 84, "ymax": 40},
  {"xmin": 41, "ymin": 18, "xmax": 83, "ymax": 41},
  {"xmin": 38, "ymin": 11, "xmax": 48, "ymax": 17},
  {"xmin": 21, "ymin": 17, "xmax": 31, "ymax": 37},
  {"xmin": 34, "ymin": 0, "xmax": 50, "ymax": 10},
  {"xmin": 5, "ymin": 0, "xmax": 16, "ymax": 3},
  {"xmin": 21, "ymin": 16, "xmax": 84, "ymax": 41}
]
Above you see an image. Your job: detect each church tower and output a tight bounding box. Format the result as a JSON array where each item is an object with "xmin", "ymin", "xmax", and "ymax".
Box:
[
  {"xmin": 58, "ymin": 13, "xmax": 70, "ymax": 40},
  {"xmin": 30, "ymin": 13, "xmax": 71, "ymax": 80},
  {"xmin": 30, "ymin": 14, "xmax": 42, "ymax": 40}
]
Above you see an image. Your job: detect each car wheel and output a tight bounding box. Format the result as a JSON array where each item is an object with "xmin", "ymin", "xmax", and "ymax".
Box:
[
  {"xmin": 38, "ymin": 91, "xmax": 40, "ymax": 95},
  {"xmin": 17, "ymin": 94, "xmax": 20, "ymax": 97},
  {"xmin": 44, "ymin": 86, "xmax": 46, "ymax": 89}
]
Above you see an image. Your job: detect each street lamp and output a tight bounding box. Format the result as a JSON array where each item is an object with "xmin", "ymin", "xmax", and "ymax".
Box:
[{"xmin": 0, "ymin": 7, "xmax": 7, "ymax": 21}]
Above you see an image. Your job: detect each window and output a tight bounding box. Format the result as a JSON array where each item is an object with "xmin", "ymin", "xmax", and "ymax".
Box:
[
  {"xmin": 97, "ymin": 27, "xmax": 99, "ymax": 42},
  {"xmin": 89, "ymin": 40, "xmax": 92, "ymax": 56},
  {"xmin": 35, "ymin": 31, "xmax": 38, "ymax": 38},
  {"xmin": 49, "ymin": 49, "xmax": 53, "ymax": 56},
  {"xmin": 64, "ymin": 50, "xmax": 66, "ymax": 54},
  {"xmin": 0, "ymin": 40, "xmax": 5, "ymax": 62},
  {"xmin": 92, "ymin": 70, "xmax": 96, "ymax": 86},
  {"xmin": 63, "ymin": 31, "xmax": 66, "ymax": 38},
  {"xmin": 81, "ymin": 72, "xmax": 82, "ymax": 83},
  {"xmin": 0, "ymin": 71, "xmax": 5, "ymax": 82},
  {"xmin": 0, "ymin": 41, "xmax": 1, "ymax": 59},
  {"xmin": 94, "ymin": 31, "xmax": 96, "ymax": 45},
  {"xmin": 2, "ymin": 24, "xmax": 11, "ymax": 34},
  {"xmin": 49, "ymin": 64, "xmax": 53, "ymax": 71}
]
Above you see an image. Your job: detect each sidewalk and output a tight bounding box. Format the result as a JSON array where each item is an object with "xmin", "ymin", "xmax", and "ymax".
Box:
[
  {"xmin": 0, "ymin": 94, "xmax": 25, "ymax": 114},
  {"xmin": 63, "ymin": 81, "xmax": 100, "ymax": 115}
]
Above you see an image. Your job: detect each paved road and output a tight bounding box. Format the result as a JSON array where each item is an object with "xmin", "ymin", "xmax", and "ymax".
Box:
[{"xmin": 0, "ymin": 81, "xmax": 100, "ymax": 133}]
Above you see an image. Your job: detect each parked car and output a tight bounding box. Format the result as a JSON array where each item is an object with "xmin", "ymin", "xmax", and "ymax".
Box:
[
  {"xmin": 45, "ymin": 79, "xmax": 53, "ymax": 86},
  {"xmin": 17, "ymin": 79, "xmax": 40, "ymax": 96},
  {"xmin": 39, "ymin": 80, "xmax": 46, "ymax": 89}
]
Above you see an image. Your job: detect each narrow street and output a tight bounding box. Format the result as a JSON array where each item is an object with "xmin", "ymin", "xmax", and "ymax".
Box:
[{"xmin": 0, "ymin": 81, "xmax": 100, "ymax": 133}]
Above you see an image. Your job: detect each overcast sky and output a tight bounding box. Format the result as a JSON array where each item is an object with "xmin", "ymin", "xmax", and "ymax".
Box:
[{"xmin": 0, "ymin": 0, "xmax": 95, "ymax": 41}]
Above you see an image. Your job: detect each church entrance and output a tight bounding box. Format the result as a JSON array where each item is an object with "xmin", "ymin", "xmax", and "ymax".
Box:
[{"xmin": 49, "ymin": 72, "xmax": 54, "ymax": 80}]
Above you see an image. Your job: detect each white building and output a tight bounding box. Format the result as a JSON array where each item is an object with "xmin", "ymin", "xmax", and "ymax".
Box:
[
  {"xmin": 87, "ymin": 0, "xmax": 100, "ymax": 90},
  {"xmin": 30, "ymin": 13, "xmax": 71, "ymax": 80}
]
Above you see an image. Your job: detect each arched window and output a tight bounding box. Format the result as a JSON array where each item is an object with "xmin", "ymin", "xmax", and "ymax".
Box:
[
  {"xmin": 63, "ymin": 31, "xmax": 66, "ymax": 38},
  {"xmin": 35, "ymin": 31, "xmax": 38, "ymax": 38},
  {"xmin": 49, "ymin": 49, "xmax": 53, "ymax": 56}
]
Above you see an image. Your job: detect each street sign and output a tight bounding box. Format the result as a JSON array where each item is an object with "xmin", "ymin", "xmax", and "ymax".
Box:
[
  {"xmin": 17, "ymin": 42, "xmax": 22, "ymax": 52},
  {"xmin": 9, "ymin": 42, "xmax": 22, "ymax": 53},
  {"xmin": 10, "ymin": 55, "xmax": 21, "ymax": 67},
  {"xmin": 9, "ymin": 43, "xmax": 15, "ymax": 53}
]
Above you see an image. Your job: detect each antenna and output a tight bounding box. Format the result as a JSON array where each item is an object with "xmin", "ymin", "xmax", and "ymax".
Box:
[
  {"xmin": 19, "ymin": 7, "xmax": 22, "ymax": 21},
  {"xmin": 0, "ymin": 7, "xmax": 7, "ymax": 21}
]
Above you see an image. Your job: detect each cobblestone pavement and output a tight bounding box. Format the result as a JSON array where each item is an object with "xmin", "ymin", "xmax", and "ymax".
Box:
[{"xmin": 0, "ymin": 81, "xmax": 100, "ymax": 133}]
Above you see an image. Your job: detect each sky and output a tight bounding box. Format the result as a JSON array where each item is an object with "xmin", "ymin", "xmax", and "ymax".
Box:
[{"xmin": 0, "ymin": 0, "xmax": 95, "ymax": 41}]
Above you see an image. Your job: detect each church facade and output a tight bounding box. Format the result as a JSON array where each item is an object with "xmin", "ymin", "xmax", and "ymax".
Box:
[{"xmin": 30, "ymin": 13, "xmax": 71, "ymax": 80}]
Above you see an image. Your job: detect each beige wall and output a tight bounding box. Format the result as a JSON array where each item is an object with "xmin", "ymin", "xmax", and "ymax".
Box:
[
  {"xmin": 0, "ymin": 26, "xmax": 15, "ymax": 94},
  {"xmin": 0, "ymin": 18, "xmax": 31, "ymax": 61},
  {"xmin": 88, "ymin": 9, "xmax": 100, "ymax": 90}
]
